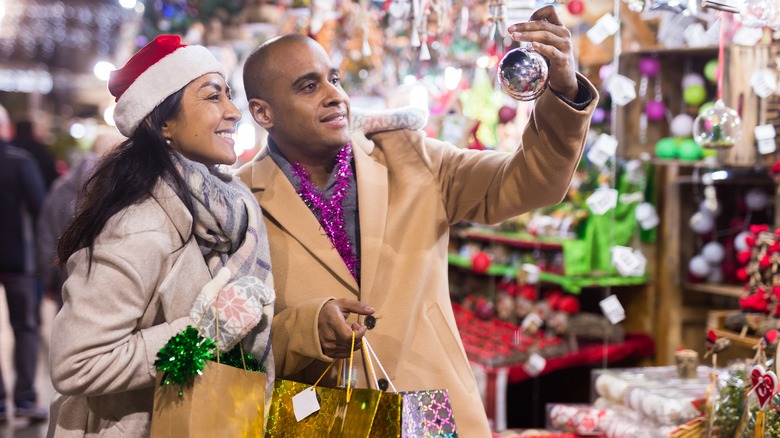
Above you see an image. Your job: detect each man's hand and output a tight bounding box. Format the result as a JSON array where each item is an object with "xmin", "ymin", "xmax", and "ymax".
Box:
[
  {"xmin": 507, "ymin": 5, "xmax": 578, "ymax": 101},
  {"xmin": 318, "ymin": 298, "xmax": 375, "ymax": 358}
]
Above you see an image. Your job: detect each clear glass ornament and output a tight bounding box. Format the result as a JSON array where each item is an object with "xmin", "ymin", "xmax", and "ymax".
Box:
[
  {"xmin": 498, "ymin": 46, "xmax": 549, "ymax": 101},
  {"xmin": 692, "ymin": 99, "xmax": 742, "ymax": 149}
]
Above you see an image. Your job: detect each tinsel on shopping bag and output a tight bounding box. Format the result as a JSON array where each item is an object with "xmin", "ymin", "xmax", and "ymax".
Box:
[{"xmin": 150, "ymin": 326, "xmax": 267, "ymax": 437}]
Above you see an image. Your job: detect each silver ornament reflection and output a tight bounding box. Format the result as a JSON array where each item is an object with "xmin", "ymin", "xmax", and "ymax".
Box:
[{"xmin": 498, "ymin": 47, "xmax": 549, "ymax": 101}]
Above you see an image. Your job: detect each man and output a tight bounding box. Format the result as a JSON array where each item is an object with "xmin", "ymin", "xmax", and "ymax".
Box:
[
  {"xmin": 238, "ymin": 6, "xmax": 597, "ymax": 435},
  {"xmin": 0, "ymin": 103, "xmax": 48, "ymax": 423},
  {"xmin": 13, "ymin": 120, "xmax": 58, "ymax": 190}
]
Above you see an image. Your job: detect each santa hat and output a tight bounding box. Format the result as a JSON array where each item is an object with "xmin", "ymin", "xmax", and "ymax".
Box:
[{"xmin": 108, "ymin": 34, "xmax": 225, "ymax": 137}]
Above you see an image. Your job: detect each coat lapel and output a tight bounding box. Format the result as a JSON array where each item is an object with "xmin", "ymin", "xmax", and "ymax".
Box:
[
  {"xmin": 246, "ymin": 151, "xmax": 359, "ymax": 292},
  {"xmin": 352, "ymin": 143, "xmax": 387, "ymax": 305}
]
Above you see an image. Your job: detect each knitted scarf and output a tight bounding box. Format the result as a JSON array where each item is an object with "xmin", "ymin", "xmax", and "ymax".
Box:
[{"xmin": 166, "ymin": 152, "xmax": 275, "ymax": 405}]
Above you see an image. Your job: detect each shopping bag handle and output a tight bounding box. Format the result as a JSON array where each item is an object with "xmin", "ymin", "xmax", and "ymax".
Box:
[
  {"xmin": 311, "ymin": 331, "xmax": 357, "ymax": 402},
  {"xmin": 361, "ymin": 336, "xmax": 397, "ymax": 393}
]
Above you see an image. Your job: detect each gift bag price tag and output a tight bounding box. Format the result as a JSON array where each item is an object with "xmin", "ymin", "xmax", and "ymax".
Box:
[
  {"xmin": 586, "ymin": 13, "xmax": 620, "ymax": 45},
  {"xmin": 604, "ymin": 74, "xmax": 636, "ymax": 106},
  {"xmin": 599, "ymin": 295, "xmax": 626, "ymax": 325},
  {"xmin": 587, "ymin": 134, "xmax": 619, "ymax": 168},
  {"xmin": 523, "ymin": 353, "xmax": 547, "ymax": 377},
  {"xmin": 292, "ymin": 387, "xmax": 320, "ymax": 421},
  {"xmin": 755, "ymin": 124, "xmax": 777, "ymax": 155},
  {"xmin": 586, "ymin": 188, "xmax": 618, "ymax": 216}
]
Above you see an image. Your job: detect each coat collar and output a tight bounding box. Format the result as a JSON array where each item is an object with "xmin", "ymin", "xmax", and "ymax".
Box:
[{"xmin": 242, "ymin": 138, "xmax": 388, "ymax": 300}]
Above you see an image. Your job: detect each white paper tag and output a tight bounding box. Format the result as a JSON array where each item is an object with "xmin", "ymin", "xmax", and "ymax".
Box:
[
  {"xmin": 733, "ymin": 27, "xmax": 764, "ymax": 46},
  {"xmin": 587, "ymin": 134, "xmax": 619, "ymax": 168},
  {"xmin": 683, "ymin": 22, "xmax": 709, "ymax": 47},
  {"xmin": 586, "ymin": 13, "xmax": 620, "ymax": 45},
  {"xmin": 750, "ymin": 69, "xmax": 778, "ymax": 98},
  {"xmin": 630, "ymin": 248, "xmax": 648, "ymax": 276},
  {"xmin": 755, "ymin": 124, "xmax": 777, "ymax": 154},
  {"xmin": 605, "ymin": 74, "xmax": 637, "ymax": 106},
  {"xmin": 586, "ymin": 188, "xmax": 618, "ymax": 215},
  {"xmin": 611, "ymin": 245, "xmax": 642, "ymax": 276},
  {"xmin": 292, "ymin": 387, "xmax": 320, "ymax": 421},
  {"xmin": 521, "ymin": 263, "xmax": 540, "ymax": 284},
  {"xmin": 521, "ymin": 312, "xmax": 544, "ymax": 333},
  {"xmin": 599, "ymin": 295, "xmax": 626, "ymax": 324},
  {"xmin": 523, "ymin": 353, "xmax": 547, "ymax": 377}
]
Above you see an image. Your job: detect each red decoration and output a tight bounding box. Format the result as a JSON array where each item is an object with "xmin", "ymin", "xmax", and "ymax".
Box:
[
  {"xmin": 567, "ymin": 0, "xmax": 585, "ymax": 15},
  {"xmin": 471, "ymin": 251, "xmax": 492, "ymax": 274},
  {"xmin": 558, "ymin": 296, "xmax": 580, "ymax": 314},
  {"xmin": 750, "ymin": 365, "xmax": 778, "ymax": 409}
]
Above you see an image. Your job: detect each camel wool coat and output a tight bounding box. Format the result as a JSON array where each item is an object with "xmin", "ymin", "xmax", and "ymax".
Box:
[
  {"xmin": 236, "ymin": 79, "xmax": 598, "ymax": 437},
  {"xmin": 47, "ymin": 181, "xmax": 211, "ymax": 437}
]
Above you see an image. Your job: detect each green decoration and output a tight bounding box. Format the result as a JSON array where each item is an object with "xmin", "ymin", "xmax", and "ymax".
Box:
[
  {"xmin": 655, "ymin": 137, "xmax": 678, "ymax": 159},
  {"xmin": 460, "ymin": 67, "xmax": 502, "ymax": 148},
  {"xmin": 677, "ymin": 138, "xmax": 703, "ymax": 161},
  {"xmin": 218, "ymin": 344, "xmax": 266, "ymax": 373},
  {"xmin": 683, "ymin": 85, "xmax": 707, "ymax": 107},
  {"xmin": 699, "ymin": 101, "xmax": 715, "ymax": 114},
  {"xmin": 704, "ymin": 59, "xmax": 719, "ymax": 83},
  {"xmin": 154, "ymin": 326, "xmax": 215, "ymax": 395}
]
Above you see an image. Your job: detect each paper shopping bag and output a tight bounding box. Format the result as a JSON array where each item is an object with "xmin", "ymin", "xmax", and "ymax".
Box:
[
  {"xmin": 151, "ymin": 360, "xmax": 266, "ymax": 437},
  {"xmin": 264, "ymin": 377, "xmax": 383, "ymax": 437},
  {"xmin": 369, "ymin": 389, "xmax": 458, "ymax": 438}
]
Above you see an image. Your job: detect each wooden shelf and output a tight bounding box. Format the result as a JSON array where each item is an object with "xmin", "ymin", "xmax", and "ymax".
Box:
[
  {"xmin": 454, "ymin": 228, "xmax": 567, "ymax": 251},
  {"xmin": 448, "ymin": 254, "xmax": 647, "ymax": 294},
  {"xmin": 683, "ymin": 282, "xmax": 743, "ymax": 298}
]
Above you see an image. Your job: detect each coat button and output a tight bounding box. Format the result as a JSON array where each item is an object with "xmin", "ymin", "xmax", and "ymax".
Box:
[
  {"xmin": 365, "ymin": 315, "xmax": 376, "ymax": 330},
  {"xmin": 378, "ymin": 378, "xmax": 389, "ymax": 391}
]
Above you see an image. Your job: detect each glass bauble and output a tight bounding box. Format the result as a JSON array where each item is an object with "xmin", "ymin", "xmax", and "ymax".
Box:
[
  {"xmin": 692, "ymin": 99, "xmax": 742, "ymax": 149},
  {"xmin": 498, "ymin": 47, "xmax": 549, "ymax": 101}
]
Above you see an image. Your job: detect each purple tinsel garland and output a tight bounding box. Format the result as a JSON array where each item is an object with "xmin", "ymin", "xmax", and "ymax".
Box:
[{"xmin": 292, "ymin": 145, "xmax": 359, "ymax": 280}]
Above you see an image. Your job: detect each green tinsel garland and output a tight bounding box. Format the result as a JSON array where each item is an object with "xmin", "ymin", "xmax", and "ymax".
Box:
[
  {"xmin": 154, "ymin": 326, "xmax": 266, "ymax": 397},
  {"xmin": 154, "ymin": 326, "xmax": 216, "ymax": 395}
]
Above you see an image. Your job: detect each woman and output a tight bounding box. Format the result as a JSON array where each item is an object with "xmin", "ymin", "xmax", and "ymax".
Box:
[{"xmin": 48, "ymin": 35, "xmax": 274, "ymax": 437}]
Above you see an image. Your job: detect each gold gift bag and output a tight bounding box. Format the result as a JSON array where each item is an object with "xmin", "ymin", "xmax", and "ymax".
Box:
[
  {"xmin": 151, "ymin": 360, "xmax": 266, "ymax": 437},
  {"xmin": 265, "ymin": 333, "xmax": 383, "ymax": 437}
]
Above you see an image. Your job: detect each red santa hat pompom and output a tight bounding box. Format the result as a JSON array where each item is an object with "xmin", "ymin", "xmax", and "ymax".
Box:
[{"xmin": 108, "ymin": 34, "xmax": 225, "ymax": 137}]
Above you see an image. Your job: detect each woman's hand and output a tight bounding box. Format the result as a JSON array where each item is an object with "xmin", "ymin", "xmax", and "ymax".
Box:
[{"xmin": 318, "ymin": 298, "xmax": 375, "ymax": 358}]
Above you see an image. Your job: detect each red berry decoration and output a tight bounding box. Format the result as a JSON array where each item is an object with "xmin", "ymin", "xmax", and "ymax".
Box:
[
  {"xmin": 471, "ymin": 251, "xmax": 492, "ymax": 274},
  {"xmin": 567, "ymin": 0, "xmax": 584, "ymax": 15}
]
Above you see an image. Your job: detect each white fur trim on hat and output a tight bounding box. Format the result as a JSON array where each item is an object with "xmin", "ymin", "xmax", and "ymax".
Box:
[{"xmin": 113, "ymin": 45, "xmax": 226, "ymax": 137}]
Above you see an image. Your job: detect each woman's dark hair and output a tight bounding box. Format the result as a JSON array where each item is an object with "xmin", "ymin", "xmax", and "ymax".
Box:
[{"xmin": 57, "ymin": 89, "xmax": 195, "ymax": 269}]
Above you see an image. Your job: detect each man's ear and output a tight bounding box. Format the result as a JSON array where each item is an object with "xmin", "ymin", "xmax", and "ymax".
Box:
[{"xmin": 248, "ymin": 98, "xmax": 273, "ymax": 129}]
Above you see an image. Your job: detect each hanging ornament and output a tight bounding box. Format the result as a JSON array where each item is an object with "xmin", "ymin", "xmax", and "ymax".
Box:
[
  {"xmin": 693, "ymin": 99, "xmax": 742, "ymax": 149},
  {"xmin": 670, "ymin": 114, "xmax": 694, "ymax": 137},
  {"xmin": 498, "ymin": 46, "xmax": 549, "ymax": 101},
  {"xmin": 567, "ymin": 0, "xmax": 585, "ymax": 15}
]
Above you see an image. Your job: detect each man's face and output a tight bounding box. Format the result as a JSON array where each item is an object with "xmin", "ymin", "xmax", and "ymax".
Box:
[{"xmin": 250, "ymin": 38, "xmax": 351, "ymax": 162}]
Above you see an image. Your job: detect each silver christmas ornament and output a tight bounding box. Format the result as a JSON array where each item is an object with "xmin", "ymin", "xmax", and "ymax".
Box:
[{"xmin": 498, "ymin": 46, "xmax": 549, "ymax": 101}]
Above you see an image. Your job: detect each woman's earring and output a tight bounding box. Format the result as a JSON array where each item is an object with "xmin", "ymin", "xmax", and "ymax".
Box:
[{"xmin": 165, "ymin": 138, "xmax": 171, "ymax": 145}]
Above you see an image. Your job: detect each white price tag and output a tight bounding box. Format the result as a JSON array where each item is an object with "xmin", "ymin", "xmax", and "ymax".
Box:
[
  {"xmin": 586, "ymin": 134, "xmax": 619, "ymax": 168},
  {"xmin": 630, "ymin": 249, "xmax": 648, "ymax": 276},
  {"xmin": 755, "ymin": 124, "xmax": 777, "ymax": 154},
  {"xmin": 733, "ymin": 27, "xmax": 763, "ymax": 46},
  {"xmin": 292, "ymin": 387, "xmax": 320, "ymax": 421},
  {"xmin": 586, "ymin": 188, "xmax": 618, "ymax": 215},
  {"xmin": 523, "ymin": 353, "xmax": 547, "ymax": 377},
  {"xmin": 625, "ymin": 159, "xmax": 645, "ymax": 185},
  {"xmin": 750, "ymin": 69, "xmax": 778, "ymax": 99},
  {"xmin": 605, "ymin": 74, "xmax": 637, "ymax": 106},
  {"xmin": 521, "ymin": 312, "xmax": 544, "ymax": 334},
  {"xmin": 683, "ymin": 23, "xmax": 709, "ymax": 47},
  {"xmin": 586, "ymin": 13, "xmax": 620, "ymax": 45},
  {"xmin": 599, "ymin": 294, "xmax": 626, "ymax": 325},
  {"xmin": 611, "ymin": 245, "xmax": 642, "ymax": 276}
]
